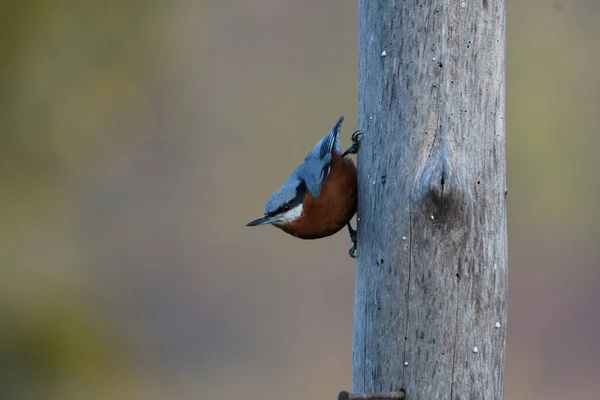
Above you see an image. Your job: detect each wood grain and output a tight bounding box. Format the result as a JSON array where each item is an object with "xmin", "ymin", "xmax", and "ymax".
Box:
[{"xmin": 352, "ymin": 1, "xmax": 507, "ymax": 399}]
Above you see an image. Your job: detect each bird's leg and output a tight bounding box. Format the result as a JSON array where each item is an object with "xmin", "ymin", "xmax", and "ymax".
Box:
[
  {"xmin": 344, "ymin": 129, "xmax": 361, "ymax": 258},
  {"xmin": 347, "ymin": 222, "xmax": 357, "ymax": 258},
  {"xmin": 342, "ymin": 130, "xmax": 363, "ymax": 158}
]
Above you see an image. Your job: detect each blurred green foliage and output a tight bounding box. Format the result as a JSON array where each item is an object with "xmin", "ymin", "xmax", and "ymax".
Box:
[
  {"xmin": 0, "ymin": 298, "xmax": 129, "ymax": 399},
  {"xmin": 0, "ymin": 1, "xmax": 599, "ymax": 400},
  {"xmin": 0, "ymin": 2, "xmax": 154, "ymax": 398}
]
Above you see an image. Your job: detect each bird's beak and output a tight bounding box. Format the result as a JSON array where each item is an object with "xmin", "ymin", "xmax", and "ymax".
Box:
[{"xmin": 246, "ymin": 214, "xmax": 274, "ymax": 227}]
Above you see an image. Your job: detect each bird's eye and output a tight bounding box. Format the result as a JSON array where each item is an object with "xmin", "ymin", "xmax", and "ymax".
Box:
[{"xmin": 283, "ymin": 203, "xmax": 290, "ymax": 211}]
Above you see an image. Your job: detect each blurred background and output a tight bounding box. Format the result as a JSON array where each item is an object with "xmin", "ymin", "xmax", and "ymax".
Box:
[{"xmin": 0, "ymin": 0, "xmax": 598, "ymax": 399}]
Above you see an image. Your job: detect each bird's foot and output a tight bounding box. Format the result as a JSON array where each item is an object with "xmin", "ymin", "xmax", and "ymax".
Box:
[
  {"xmin": 347, "ymin": 222, "xmax": 357, "ymax": 258},
  {"xmin": 342, "ymin": 130, "xmax": 363, "ymax": 158}
]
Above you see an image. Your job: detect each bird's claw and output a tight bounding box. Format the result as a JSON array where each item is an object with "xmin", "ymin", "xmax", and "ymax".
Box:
[
  {"xmin": 351, "ymin": 129, "xmax": 364, "ymax": 143},
  {"xmin": 342, "ymin": 130, "xmax": 364, "ymax": 157},
  {"xmin": 347, "ymin": 222, "xmax": 357, "ymax": 258},
  {"xmin": 349, "ymin": 242, "xmax": 357, "ymax": 258}
]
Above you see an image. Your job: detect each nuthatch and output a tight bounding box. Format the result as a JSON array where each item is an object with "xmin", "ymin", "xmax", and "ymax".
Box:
[{"xmin": 246, "ymin": 116, "xmax": 362, "ymax": 257}]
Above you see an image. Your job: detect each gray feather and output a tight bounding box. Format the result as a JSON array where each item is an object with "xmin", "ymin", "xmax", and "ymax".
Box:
[
  {"xmin": 259, "ymin": 117, "xmax": 345, "ymax": 219},
  {"xmin": 297, "ymin": 116, "xmax": 343, "ymax": 198},
  {"xmin": 264, "ymin": 175, "xmax": 303, "ymax": 215}
]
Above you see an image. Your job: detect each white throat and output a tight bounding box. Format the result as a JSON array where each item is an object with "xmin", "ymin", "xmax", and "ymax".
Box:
[{"xmin": 272, "ymin": 204, "xmax": 303, "ymax": 226}]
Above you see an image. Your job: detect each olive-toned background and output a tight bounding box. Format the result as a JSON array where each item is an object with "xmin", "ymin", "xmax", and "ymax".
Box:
[{"xmin": 1, "ymin": 1, "xmax": 598, "ymax": 399}]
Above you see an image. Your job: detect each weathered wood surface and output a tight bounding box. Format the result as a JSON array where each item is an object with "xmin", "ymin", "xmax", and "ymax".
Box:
[{"xmin": 352, "ymin": 1, "xmax": 507, "ymax": 399}]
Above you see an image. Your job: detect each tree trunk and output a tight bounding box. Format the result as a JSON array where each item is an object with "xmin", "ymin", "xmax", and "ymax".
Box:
[{"xmin": 352, "ymin": 1, "xmax": 507, "ymax": 399}]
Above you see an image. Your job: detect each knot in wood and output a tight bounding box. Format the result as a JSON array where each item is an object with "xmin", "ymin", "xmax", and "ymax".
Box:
[{"xmin": 412, "ymin": 144, "xmax": 470, "ymax": 228}]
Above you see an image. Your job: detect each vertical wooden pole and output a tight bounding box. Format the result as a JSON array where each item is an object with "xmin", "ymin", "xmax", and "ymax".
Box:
[{"xmin": 353, "ymin": 1, "xmax": 507, "ymax": 399}]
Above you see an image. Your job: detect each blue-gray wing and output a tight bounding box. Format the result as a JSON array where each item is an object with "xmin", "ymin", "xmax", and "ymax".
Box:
[{"xmin": 298, "ymin": 116, "xmax": 343, "ymax": 198}]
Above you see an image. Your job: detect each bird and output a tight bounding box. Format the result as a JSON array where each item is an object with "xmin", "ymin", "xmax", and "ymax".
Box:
[{"xmin": 246, "ymin": 116, "xmax": 362, "ymax": 257}]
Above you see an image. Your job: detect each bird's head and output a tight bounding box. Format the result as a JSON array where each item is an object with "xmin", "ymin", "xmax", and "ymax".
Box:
[{"xmin": 246, "ymin": 178, "xmax": 307, "ymax": 227}]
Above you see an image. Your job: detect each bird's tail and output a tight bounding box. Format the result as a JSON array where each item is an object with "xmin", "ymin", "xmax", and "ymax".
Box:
[{"xmin": 318, "ymin": 116, "xmax": 344, "ymax": 158}]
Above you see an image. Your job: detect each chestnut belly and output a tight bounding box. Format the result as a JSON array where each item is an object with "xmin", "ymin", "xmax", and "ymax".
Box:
[{"xmin": 279, "ymin": 153, "xmax": 357, "ymax": 240}]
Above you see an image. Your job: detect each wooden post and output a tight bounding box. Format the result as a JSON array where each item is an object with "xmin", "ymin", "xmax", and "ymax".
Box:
[{"xmin": 352, "ymin": 1, "xmax": 507, "ymax": 400}]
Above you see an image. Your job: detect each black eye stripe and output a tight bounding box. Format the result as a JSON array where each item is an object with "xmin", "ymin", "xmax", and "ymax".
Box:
[{"xmin": 270, "ymin": 181, "xmax": 307, "ymax": 216}]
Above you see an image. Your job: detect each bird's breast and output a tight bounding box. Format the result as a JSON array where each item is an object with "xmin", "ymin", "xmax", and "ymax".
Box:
[{"xmin": 280, "ymin": 152, "xmax": 357, "ymax": 239}]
